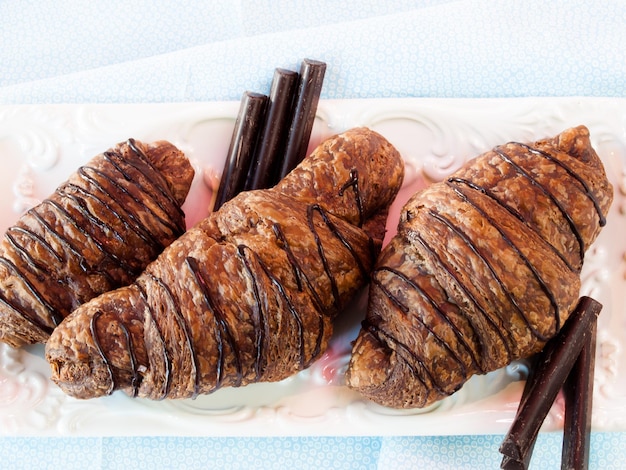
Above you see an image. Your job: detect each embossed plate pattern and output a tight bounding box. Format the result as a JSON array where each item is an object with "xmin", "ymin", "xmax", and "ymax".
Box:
[{"xmin": 0, "ymin": 98, "xmax": 624, "ymax": 436}]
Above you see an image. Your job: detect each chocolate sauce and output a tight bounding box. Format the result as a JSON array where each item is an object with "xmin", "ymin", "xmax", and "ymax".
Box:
[
  {"xmin": 493, "ymin": 145, "xmax": 586, "ymax": 267},
  {"xmin": 2, "ymin": 201, "xmax": 105, "ymax": 329},
  {"xmin": 518, "ymin": 142, "xmax": 607, "ymax": 227},
  {"xmin": 5, "ymin": 226, "xmax": 63, "ymax": 270},
  {"xmin": 414, "ymin": 225, "xmax": 512, "ymax": 366},
  {"xmin": 272, "ymin": 223, "xmax": 304, "ymax": 291},
  {"xmin": 447, "ymin": 177, "xmax": 576, "ymax": 272},
  {"xmin": 24, "ymin": 207, "xmax": 95, "ymax": 272},
  {"xmin": 158, "ymin": 272, "xmax": 201, "ymax": 397},
  {"xmin": 136, "ymin": 277, "xmax": 175, "ymax": 399},
  {"xmin": 447, "ymin": 181, "xmax": 562, "ymax": 334},
  {"xmin": 95, "ymin": 272, "xmax": 204, "ymax": 400},
  {"xmin": 186, "ymin": 256, "xmax": 243, "ymax": 391},
  {"xmin": 76, "ymin": 166, "xmax": 172, "ymax": 250},
  {"xmin": 439, "ymin": 138, "xmax": 600, "ymax": 336},
  {"xmin": 97, "ymin": 153, "xmax": 185, "ymax": 236},
  {"xmin": 123, "ymin": 323, "xmax": 140, "ymax": 397},
  {"xmin": 339, "ymin": 169, "xmax": 365, "ymax": 227},
  {"xmin": 2, "ymin": 228, "xmax": 69, "ymax": 325},
  {"xmin": 1, "ymin": 139, "xmax": 185, "ymax": 339},
  {"xmin": 123, "ymin": 138, "xmax": 186, "ymax": 227},
  {"xmin": 0, "ymin": 276, "xmax": 55, "ymax": 333},
  {"xmin": 307, "ymin": 204, "xmax": 369, "ymax": 311},
  {"xmin": 272, "ymin": 222, "xmax": 325, "ymax": 313},
  {"xmin": 54, "ymin": 190, "xmax": 143, "ymax": 277},
  {"xmin": 371, "ymin": 266, "xmax": 478, "ymax": 376},
  {"xmin": 90, "ymin": 310, "xmax": 116, "ymax": 396},
  {"xmin": 0, "ymin": 256, "xmax": 63, "ymax": 327},
  {"xmin": 428, "ymin": 207, "xmax": 551, "ymax": 342},
  {"xmin": 238, "ymin": 244, "xmax": 308, "ymax": 369},
  {"xmin": 237, "ymin": 245, "xmax": 269, "ymax": 381},
  {"xmin": 85, "ymin": 194, "xmax": 372, "ymax": 396},
  {"xmin": 90, "ymin": 307, "xmax": 141, "ymax": 397},
  {"xmin": 236, "ymin": 203, "xmax": 373, "ymax": 378},
  {"xmin": 362, "ymin": 320, "xmax": 453, "ymax": 399}
]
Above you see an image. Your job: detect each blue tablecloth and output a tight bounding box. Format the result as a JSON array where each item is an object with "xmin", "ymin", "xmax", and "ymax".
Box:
[{"xmin": 2, "ymin": 1, "xmax": 625, "ymax": 468}]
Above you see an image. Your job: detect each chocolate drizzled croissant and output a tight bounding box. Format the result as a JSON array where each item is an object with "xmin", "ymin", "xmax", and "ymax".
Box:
[
  {"xmin": 45, "ymin": 127, "xmax": 404, "ymax": 400},
  {"xmin": 346, "ymin": 125, "xmax": 613, "ymax": 409},
  {"xmin": 0, "ymin": 139, "xmax": 194, "ymax": 348}
]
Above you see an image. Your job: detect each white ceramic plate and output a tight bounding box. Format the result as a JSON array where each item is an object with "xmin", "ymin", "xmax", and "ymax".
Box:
[{"xmin": 0, "ymin": 98, "xmax": 624, "ymax": 437}]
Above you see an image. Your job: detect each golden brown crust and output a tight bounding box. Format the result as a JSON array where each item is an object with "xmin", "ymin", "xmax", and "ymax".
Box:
[
  {"xmin": 45, "ymin": 127, "xmax": 405, "ymax": 400},
  {"xmin": 0, "ymin": 139, "xmax": 194, "ymax": 348},
  {"xmin": 346, "ymin": 125, "xmax": 613, "ymax": 409}
]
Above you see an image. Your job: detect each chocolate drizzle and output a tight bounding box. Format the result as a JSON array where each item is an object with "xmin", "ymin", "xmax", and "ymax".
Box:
[
  {"xmin": 339, "ymin": 169, "xmax": 365, "ymax": 227},
  {"xmin": 363, "ymin": 320, "xmax": 454, "ymax": 402},
  {"xmin": 430, "ymin": 206, "xmax": 552, "ymax": 343},
  {"xmin": 238, "ymin": 245, "xmax": 270, "ymax": 382},
  {"xmin": 137, "ymin": 275, "xmax": 184, "ymax": 399},
  {"xmin": 238, "ymin": 244, "xmax": 308, "ymax": 370},
  {"xmin": 1, "ymin": 226, "xmax": 66, "ymax": 328},
  {"xmin": 0, "ymin": 256, "xmax": 60, "ymax": 332},
  {"xmin": 493, "ymin": 145, "xmax": 586, "ymax": 267},
  {"xmin": 186, "ymin": 255, "xmax": 243, "ymax": 392},
  {"xmin": 517, "ymin": 142, "xmax": 607, "ymax": 227},
  {"xmin": 414, "ymin": 224, "xmax": 512, "ymax": 366},
  {"xmin": 370, "ymin": 266, "xmax": 474, "ymax": 378},
  {"xmin": 448, "ymin": 181, "xmax": 562, "ymax": 333},
  {"xmin": 52, "ymin": 191, "xmax": 143, "ymax": 277},
  {"xmin": 87, "ymin": 197, "xmax": 373, "ymax": 397},
  {"xmin": 0, "ymin": 139, "xmax": 186, "ymax": 338},
  {"xmin": 437, "ymin": 140, "xmax": 599, "ymax": 336},
  {"xmin": 0, "ymin": 255, "xmax": 63, "ymax": 327},
  {"xmin": 307, "ymin": 203, "xmax": 369, "ymax": 312},
  {"xmin": 5, "ymin": 226, "xmax": 63, "ymax": 270},
  {"xmin": 90, "ymin": 310, "xmax": 117, "ymax": 396},
  {"xmin": 447, "ymin": 176, "xmax": 576, "ymax": 273},
  {"xmin": 125, "ymin": 138, "xmax": 187, "ymax": 228},
  {"xmin": 74, "ymin": 167, "xmax": 169, "ymax": 251},
  {"xmin": 418, "ymin": 210, "xmax": 511, "ymax": 362},
  {"xmin": 364, "ymin": 139, "xmax": 601, "ymax": 397},
  {"xmin": 101, "ymin": 143, "xmax": 186, "ymax": 235}
]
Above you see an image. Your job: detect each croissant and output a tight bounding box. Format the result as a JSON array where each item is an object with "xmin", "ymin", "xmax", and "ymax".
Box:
[
  {"xmin": 45, "ymin": 127, "xmax": 404, "ymax": 400},
  {"xmin": 346, "ymin": 125, "xmax": 613, "ymax": 409},
  {"xmin": 0, "ymin": 139, "xmax": 194, "ymax": 348}
]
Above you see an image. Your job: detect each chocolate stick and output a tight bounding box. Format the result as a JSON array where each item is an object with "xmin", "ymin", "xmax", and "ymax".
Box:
[
  {"xmin": 501, "ymin": 453, "xmax": 534, "ymax": 470},
  {"xmin": 501, "ymin": 357, "xmax": 540, "ymax": 470},
  {"xmin": 499, "ymin": 297, "xmax": 602, "ymax": 463},
  {"xmin": 214, "ymin": 91, "xmax": 267, "ymax": 210},
  {"xmin": 561, "ymin": 315, "xmax": 597, "ymax": 470},
  {"xmin": 245, "ymin": 68, "xmax": 299, "ymax": 190},
  {"xmin": 278, "ymin": 59, "xmax": 326, "ymax": 179}
]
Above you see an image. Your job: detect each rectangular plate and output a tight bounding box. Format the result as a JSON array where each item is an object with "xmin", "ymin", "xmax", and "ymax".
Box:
[{"xmin": 0, "ymin": 97, "xmax": 625, "ymax": 437}]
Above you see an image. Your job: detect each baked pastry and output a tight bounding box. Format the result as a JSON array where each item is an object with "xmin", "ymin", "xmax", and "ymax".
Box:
[
  {"xmin": 346, "ymin": 125, "xmax": 613, "ymax": 408},
  {"xmin": 0, "ymin": 139, "xmax": 194, "ymax": 348},
  {"xmin": 45, "ymin": 127, "xmax": 404, "ymax": 400}
]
